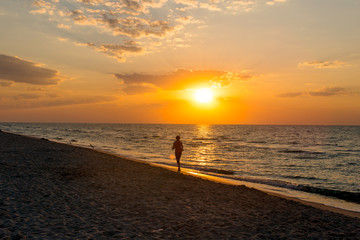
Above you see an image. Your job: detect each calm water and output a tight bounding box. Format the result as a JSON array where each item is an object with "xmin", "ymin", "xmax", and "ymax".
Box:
[{"xmin": 1, "ymin": 123, "xmax": 359, "ymax": 205}]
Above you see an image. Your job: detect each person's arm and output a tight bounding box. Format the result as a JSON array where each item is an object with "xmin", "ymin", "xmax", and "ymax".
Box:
[{"xmin": 172, "ymin": 142, "xmax": 175, "ymax": 150}]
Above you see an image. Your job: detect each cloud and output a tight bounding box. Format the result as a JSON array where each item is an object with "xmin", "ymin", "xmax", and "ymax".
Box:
[
  {"xmin": 101, "ymin": 14, "xmax": 175, "ymax": 38},
  {"xmin": 276, "ymin": 92, "xmax": 303, "ymax": 98},
  {"xmin": 277, "ymin": 87, "xmax": 355, "ymax": 98},
  {"xmin": 30, "ymin": 0, "xmax": 56, "ymax": 15},
  {"xmin": 38, "ymin": 96, "xmax": 116, "ymax": 108},
  {"xmin": 226, "ymin": 1, "xmax": 256, "ymax": 12},
  {"xmin": 28, "ymin": 0, "xmax": 262, "ymax": 62},
  {"xmin": 14, "ymin": 94, "xmax": 42, "ymax": 100},
  {"xmin": 175, "ymin": 0, "xmax": 256, "ymax": 12},
  {"xmin": 309, "ymin": 87, "xmax": 347, "ymax": 97},
  {"xmin": 114, "ymin": 69, "xmax": 253, "ymax": 93},
  {"xmin": 29, "ymin": 0, "xmax": 180, "ymax": 61},
  {"xmin": 174, "ymin": 0, "xmax": 197, "ymax": 8},
  {"xmin": 298, "ymin": 60, "xmax": 348, "ymax": 69},
  {"xmin": 199, "ymin": 2, "xmax": 221, "ymax": 11},
  {"xmin": 77, "ymin": 0, "xmax": 104, "ymax": 6},
  {"xmin": 0, "ymin": 54, "xmax": 62, "ymax": 85},
  {"xmin": 266, "ymin": 0, "xmax": 287, "ymax": 6},
  {"xmin": 0, "ymin": 94, "xmax": 116, "ymax": 110},
  {"xmin": 57, "ymin": 23, "xmax": 71, "ymax": 29},
  {"xmin": 122, "ymin": 85, "xmax": 158, "ymax": 95},
  {"xmin": 68, "ymin": 9, "xmax": 98, "ymax": 25},
  {"xmin": 77, "ymin": 40, "xmax": 143, "ymax": 61},
  {"xmin": 0, "ymin": 80, "xmax": 13, "ymax": 87}
]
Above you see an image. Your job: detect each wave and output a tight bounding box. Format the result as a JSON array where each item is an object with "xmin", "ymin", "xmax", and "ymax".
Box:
[
  {"xmin": 192, "ymin": 137, "xmax": 219, "ymax": 141},
  {"xmin": 248, "ymin": 141, "xmax": 267, "ymax": 144},
  {"xmin": 296, "ymin": 185, "xmax": 360, "ymax": 204},
  {"xmin": 279, "ymin": 149, "xmax": 325, "ymax": 155},
  {"xmin": 226, "ymin": 176, "xmax": 360, "ymax": 204},
  {"xmin": 179, "ymin": 165, "xmax": 359, "ymax": 204},
  {"xmin": 282, "ymin": 175, "xmax": 319, "ymax": 180},
  {"xmin": 179, "ymin": 164, "xmax": 235, "ymax": 175}
]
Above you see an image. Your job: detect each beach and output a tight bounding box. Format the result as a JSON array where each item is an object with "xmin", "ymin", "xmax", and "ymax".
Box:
[{"xmin": 1, "ymin": 131, "xmax": 360, "ymax": 239}]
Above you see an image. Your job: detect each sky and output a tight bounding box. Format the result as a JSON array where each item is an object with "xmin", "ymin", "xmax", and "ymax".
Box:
[{"xmin": 0, "ymin": 0, "xmax": 359, "ymax": 124}]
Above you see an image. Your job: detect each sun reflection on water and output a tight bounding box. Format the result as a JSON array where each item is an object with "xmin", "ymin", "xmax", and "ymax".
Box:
[{"xmin": 192, "ymin": 124, "xmax": 217, "ymax": 166}]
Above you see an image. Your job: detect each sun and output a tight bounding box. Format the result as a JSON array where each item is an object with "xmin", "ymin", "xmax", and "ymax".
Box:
[{"xmin": 193, "ymin": 88, "xmax": 214, "ymax": 103}]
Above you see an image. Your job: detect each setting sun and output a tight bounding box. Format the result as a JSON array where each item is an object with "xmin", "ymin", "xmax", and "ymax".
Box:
[{"xmin": 194, "ymin": 88, "xmax": 214, "ymax": 104}]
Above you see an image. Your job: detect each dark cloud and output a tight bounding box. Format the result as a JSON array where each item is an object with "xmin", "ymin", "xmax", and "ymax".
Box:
[
  {"xmin": 114, "ymin": 69, "xmax": 250, "ymax": 91},
  {"xmin": 122, "ymin": 85, "xmax": 158, "ymax": 95},
  {"xmin": 0, "ymin": 80, "xmax": 13, "ymax": 87},
  {"xmin": 0, "ymin": 54, "xmax": 61, "ymax": 85},
  {"xmin": 38, "ymin": 96, "xmax": 116, "ymax": 108},
  {"xmin": 298, "ymin": 60, "xmax": 348, "ymax": 69},
  {"xmin": 14, "ymin": 94, "xmax": 42, "ymax": 100},
  {"xmin": 70, "ymin": 9, "xmax": 85, "ymax": 21},
  {"xmin": 122, "ymin": 0, "xmax": 142, "ymax": 12},
  {"xmin": 276, "ymin": 92, "xmax": 303, "ymax": 98},
  {"xmin": 309, "ymin": 87, "xmax": 346, "ymax": 97}
]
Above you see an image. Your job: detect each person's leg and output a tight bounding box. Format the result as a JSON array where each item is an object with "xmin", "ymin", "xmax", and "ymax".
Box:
[
  {"xmin": 175, "ymin": 152, "xmax": 181, "ymax": 172},
  {"xmin": 176, "ymin": 159, "xmax": 180, "ymax": 172}
]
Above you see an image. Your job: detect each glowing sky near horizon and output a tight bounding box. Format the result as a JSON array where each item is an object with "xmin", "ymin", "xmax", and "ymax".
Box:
[{"xmin": 0, "ymin": 0, "xmax": 359, "ymax": 124}]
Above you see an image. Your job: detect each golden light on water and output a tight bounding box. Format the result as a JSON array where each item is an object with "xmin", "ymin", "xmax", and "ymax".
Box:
[{"xmin": 193, "ymin": 88, "xmax": 214, "ymax": 104}]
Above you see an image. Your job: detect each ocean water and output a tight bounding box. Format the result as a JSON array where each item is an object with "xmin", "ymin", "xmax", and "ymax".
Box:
[{"xmin": 1, "ymin": 123, "xmax": 359, "ymax": 209}]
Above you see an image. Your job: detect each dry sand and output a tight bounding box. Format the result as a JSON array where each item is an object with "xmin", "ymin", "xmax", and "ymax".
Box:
[{"xmin": 1, "ymin": 131, "xmax": 359, "ymax": 239}]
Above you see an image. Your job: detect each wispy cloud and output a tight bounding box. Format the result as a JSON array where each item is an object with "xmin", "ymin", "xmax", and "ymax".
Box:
[
  {"xmin": 122, "ymin": 84, "xmax": 158, "ymax": 95},
  {"xmin": 57, "ymin": 23, "xmax": 71, "ymax": 29},
  {"xmin": 309, "ymin": 87, "xmax": 348, "ymax": 97},
  {"xmin": 175, "ymin": 0, "xmax": 256, "ymax": 12},
  {"xmin": 14, "ymin": 93, "xmax": 42, "ymax": 100},
  {"xmin": 0, "ymin": 54, "xmax": 62, "ymax": 85},
  {"xmin": 277, "ymin": 86, "xmax": 356, "ymax": 98},
  {"xmin": 298, "ymin": 60, "xmax": 349, "ymax": 69},
  {"xmin": 78, "ymin": 40, "xmax": 144, "ymax": 61},
  {"xmin": 101, "ymin": 14, "xmax": 175, "ymax": 38},
  {"xmin": 266, "ymin": 0, "xmax": 287, "ymax": 6},
  {"xmin": 0, "ymin": 81, "xmax": 13, "ymax": 87},
  {"xmin": 29, "ymin": 0, "xmax": 268, "ymax": 62},
  {"xmin": 276, "ymin": 92, "xmax": 303, "ymax": 98},
  {"xmin": 0, "ymin": 94, "xmax": 116, "ymax": 110}
]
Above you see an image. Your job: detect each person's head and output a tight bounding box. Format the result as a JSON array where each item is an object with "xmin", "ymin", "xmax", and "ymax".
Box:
[{"xmin": 176, "ymin": 135, "xmax": 180, "ymax": 140}]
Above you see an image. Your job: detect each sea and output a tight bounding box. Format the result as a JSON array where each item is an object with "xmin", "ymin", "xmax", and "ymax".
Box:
[{"xmin": 1, "ymin": 123, "xmax": 359, "ymax": 212}]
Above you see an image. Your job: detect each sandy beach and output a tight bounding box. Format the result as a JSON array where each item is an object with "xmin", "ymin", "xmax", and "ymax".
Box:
[{"xmin": 1, "ymin": 131, "xmax": 359, "ymax": 239}]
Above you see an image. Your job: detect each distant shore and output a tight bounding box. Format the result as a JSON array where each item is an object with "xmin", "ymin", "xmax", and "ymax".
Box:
[{"xmin": 1, "ymin": 131, "xmax": 360, "ymax": 239}]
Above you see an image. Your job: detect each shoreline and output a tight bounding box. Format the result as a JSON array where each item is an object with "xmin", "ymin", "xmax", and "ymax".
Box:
[
  {"xmin": 82, "ymin": 146, "xmax": 360, "ymax": 219},
  {"xmin": 3, "ymin": 130, "xmax": 360, "ymax": 218},
  {"xmin": 1, "ymin": 124, "xmax": 358, "ymax": 209},
  {"xmin": 149, "ymin": 163, "xmax": 360, "ymax": 219},
  {"xmin": 1, "ymin": 131, "xmax": 360, "ymax": 239}
]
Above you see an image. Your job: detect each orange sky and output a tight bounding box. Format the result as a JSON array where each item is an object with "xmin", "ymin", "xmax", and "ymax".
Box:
[{"xmin": 0, "ymin": 0, "xmax": 359, "ymax": 124}]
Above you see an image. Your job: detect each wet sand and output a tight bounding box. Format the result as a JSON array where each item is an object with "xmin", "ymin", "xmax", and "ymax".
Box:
[{"xmin": 1, "ymin": 131, "xmax": 359, "ymax": 239}]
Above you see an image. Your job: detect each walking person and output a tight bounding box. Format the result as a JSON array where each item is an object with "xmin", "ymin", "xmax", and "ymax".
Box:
[{"xmin": 172, "ymin": 135, "xmax": 183, "ymax": 172}]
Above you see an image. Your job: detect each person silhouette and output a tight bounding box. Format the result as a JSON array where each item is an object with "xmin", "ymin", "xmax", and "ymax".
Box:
[{"xmin": 172, "ymin": 135, "xmax": 183, "ymax": 172}]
